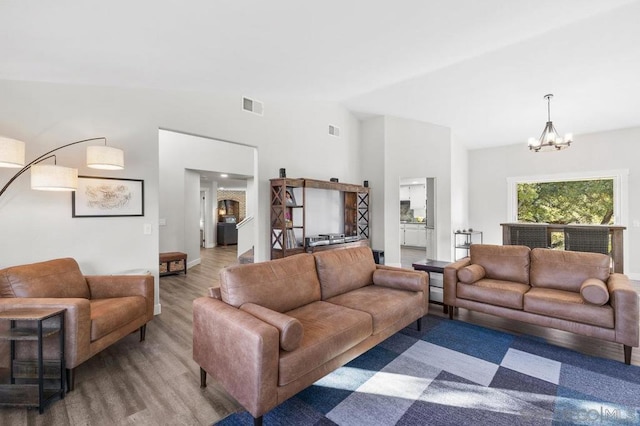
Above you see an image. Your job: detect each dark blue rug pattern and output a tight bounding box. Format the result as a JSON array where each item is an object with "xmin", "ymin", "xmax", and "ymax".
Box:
[{"xmin": 217, "ymin": 316, "xmax": 640, "ymax": 425}]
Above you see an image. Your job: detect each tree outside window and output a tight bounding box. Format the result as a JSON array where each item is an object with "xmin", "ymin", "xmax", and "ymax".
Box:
[
  {"xmin": 517, "ymin": 179, "xmax": 614, "ymax": 225},
  {"xmin": 517, "ymin": 179, "xmax": 614, "ymax": 249}
]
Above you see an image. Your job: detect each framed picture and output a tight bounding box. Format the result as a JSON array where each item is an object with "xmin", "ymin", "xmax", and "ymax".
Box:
[{"xmin": 72, "ymin": 176, "xmax": 144, "ymax": 217}]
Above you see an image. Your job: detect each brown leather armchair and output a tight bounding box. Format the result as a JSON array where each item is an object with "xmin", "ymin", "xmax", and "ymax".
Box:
[{"xmin": 0, "ymin": 257, "xmax": 154, "ymax": 390}]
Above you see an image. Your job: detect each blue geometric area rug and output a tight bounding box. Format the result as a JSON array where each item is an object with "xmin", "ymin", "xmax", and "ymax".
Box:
[{"xmin": 216, "ymin": 315, "xmax": 640, "ymax": 425}]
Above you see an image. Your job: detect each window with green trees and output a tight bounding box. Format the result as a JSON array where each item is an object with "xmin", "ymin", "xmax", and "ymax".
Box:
[{"xmin": 517, "ymin": 179, "xmax": 614, "ymax": 225}]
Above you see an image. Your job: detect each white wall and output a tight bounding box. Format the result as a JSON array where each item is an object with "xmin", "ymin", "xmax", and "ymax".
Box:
[
  {"xmin": 0, "ymin": 80, "xmax": 162, "ymax": 312},
  {"xmin": 158, "ymin": 130, "xmax": 255, "ymax": 264},
  {"xmin": 468, "ymin": 126, "xmax": 640, "ymax": 279},
  {"xmin": 0, "ymin": 79, "xmax": 362, "ymax": 312},
  {"xmin": 359, "ymin": 117, "xmax": 386, "ymax": 251},
  {"xmin": 199, "ymin": 180, "xmax": 216, "ymax": 248},
  {"xmin": 450, "ymin": 135, "xmax": 469, "ymax": 259},
  {"xmin": 358, "ymin": 116, "xmax": 453, "ymax": 266},
  {"xmin": 184, "ymin": 169, "xmax": 201, "ymax": 266}
]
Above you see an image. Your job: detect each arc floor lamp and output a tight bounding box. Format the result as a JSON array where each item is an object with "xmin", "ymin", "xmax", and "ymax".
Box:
[{"xmin": 0, "ymin": 136, "xmax": 124, "ymax": 199}]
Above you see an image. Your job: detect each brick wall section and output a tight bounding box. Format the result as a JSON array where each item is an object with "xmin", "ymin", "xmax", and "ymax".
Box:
[{"xmin": 217, "ymin": 190, "xmax": 246, "ymax": 221}]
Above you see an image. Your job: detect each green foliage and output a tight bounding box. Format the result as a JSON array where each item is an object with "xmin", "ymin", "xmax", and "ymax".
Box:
[{"xmin": 517, "ymin": 179, "xmax": 614, "ymax": 225}]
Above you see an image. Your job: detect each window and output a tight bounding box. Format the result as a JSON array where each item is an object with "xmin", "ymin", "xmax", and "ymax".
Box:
[
  {"xmin": 517, "ymin": 179, "xmax": 613, "ymax": 225},
  {"xmin": 507, "ymin": 170, "xmax": 628, "ymax": 226}
]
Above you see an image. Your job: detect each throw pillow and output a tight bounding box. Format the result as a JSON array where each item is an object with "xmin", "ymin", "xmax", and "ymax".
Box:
[
  {"xmin": 240, "ymin": 303, "xmax": 303, "ymax": 351},
  {"xmin": 580, "ymin": 278, "xmax": 610, "ymax": 305},
  {"xmin": 457, "ymin": 264, "xmax": 486, "ymax": 284}
]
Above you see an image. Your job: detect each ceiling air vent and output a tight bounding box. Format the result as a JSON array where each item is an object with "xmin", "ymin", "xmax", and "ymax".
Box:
[
  {"xmin": 329, "ymin": 125, "xmax": 340, "ymax": 137},
  {"xmin": 242, "ymin": 96, "xmax": 263, "ymax": 116}
]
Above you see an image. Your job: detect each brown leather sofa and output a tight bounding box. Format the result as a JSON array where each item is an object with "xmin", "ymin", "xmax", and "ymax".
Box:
[
  {"xmin": 0, "ymin": 257, "xmax": 155, "ymax": 390},
  {"xmin": 193, "ymin": 246, "xmax": 428, "ymax": 425},
  {"xmin": 444, "ymin": 244, "xmax": 639, "ymax": 364}
]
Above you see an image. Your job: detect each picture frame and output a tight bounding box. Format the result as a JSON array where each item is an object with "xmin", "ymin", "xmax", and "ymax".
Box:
[{"xmin": 72, "ymin": 176, "xmax": 144, "ymax": 217}]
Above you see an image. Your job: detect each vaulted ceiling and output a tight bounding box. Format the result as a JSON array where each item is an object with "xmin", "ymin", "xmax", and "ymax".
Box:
[{"xmin": 2, "ymin": 0, "xmax": 639, "ymax": 149}]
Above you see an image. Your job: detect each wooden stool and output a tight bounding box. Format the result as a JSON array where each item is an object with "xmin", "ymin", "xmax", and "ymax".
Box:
[{"xmin": 159, "ymin": 252, "xmax": 187, "ymax": 276}]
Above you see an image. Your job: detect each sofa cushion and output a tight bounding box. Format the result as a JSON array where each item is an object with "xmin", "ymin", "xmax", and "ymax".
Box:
[
  {"xmin": 457, "ymin": 264, "xmax": 486, "ymax": 284},
  {"xmin": 240, "ymin": 303, "xmax": 303, "ymax": 351},
  {"xmin": 580, "ymin": 278, "xmax": 610, "ymax": 306},
  {"xmin": 313, "ymin": 246, "xmax": 376, "ymax": 299},
  {"xmin": 373, "ymin": 268, "xmax": 427, "ymax": 292},
  {"xmin": 0, "ymin": 258, "xmax": 90, "ymax": 299},
  {"xmin": 470, "ymin": 245, "xmax": 531, "ymax": 285},
  {"xmin": 524, "ymin": 287, "xmax": 614, "ymax": 328},
  {"xmin": 219, "ymin": 253, "xmax": 321, "ymax": 312},
  {"xmin": 90, "ymin": 296, "xmax": 146, "ymax": 341},
  {"xmin": 279, "ymin": 301, "xmax": 372, "ymax": 386},
  {"xmin": 326, "ymin": 285, "xmax": 424, "ymax": 335},
  {"xmin": 530, "ymin": 248, "xmax": 610, "ymax": 292},
  {"xmin": 457, "ymin": 279, "xmax": 530, "ymax": 309}
]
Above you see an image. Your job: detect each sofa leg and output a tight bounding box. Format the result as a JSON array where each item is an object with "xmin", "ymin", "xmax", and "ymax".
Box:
[
  {"xmin": 200, "ymin": 367, "xmax": 207, "ymax": 388},
  {"xmin": 416, "ymin": 318, "xmax": 422, "ymax": 332},
  {"xmin": 140, "ymin": 324, "xmax": 146, "ymax": 342},
  {"xmin": 66, "ymin": 368, "xmax": 75, "ymax": 392},
  {"xmin": 624, "ymin": 345, "xmax": 632, "ymax": 365},
  {"xmin": 448, "ymin": 306, "xmax": 453, "ymax": 320},
  {"xmin": 253, "ymin": 416, "xmax": 263, "ymax": 426}
]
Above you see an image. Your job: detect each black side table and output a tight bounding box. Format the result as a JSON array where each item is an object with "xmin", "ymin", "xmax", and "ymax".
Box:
[
  {"xmin": 0, "ymin": 308, "xmax": 66, "ymax": 414},
  {"xmin": 412, "ymin": 259, "xmax": 450, "ymax": 314}
]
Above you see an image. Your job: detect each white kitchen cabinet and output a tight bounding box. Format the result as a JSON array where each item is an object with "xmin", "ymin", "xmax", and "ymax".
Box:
[
  {"xmin": 409, "ymin": 185, "xmax": 426, "ymax": 210},
  {"xmin": 417, "ymin": 225, "xmax": 427, "ymax": 247},
  {"xmin": 400, "ymin": 186, "xmax": 410, "ymax": 201},
  {"xmin": 404, "ymin": 225, "xmax": 419, "ymax": 246},
  {"xmin": 402, "ymin": 223, "xmax": 426, "ymax": 247}
]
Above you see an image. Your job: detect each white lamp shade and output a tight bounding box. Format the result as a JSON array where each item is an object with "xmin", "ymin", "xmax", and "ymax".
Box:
[
  {"xmin": 87, "ymin": 145, "xmax": 124, "ymax": 170},
  {"xmin": 31, "ymin": 164, "xmax": 78, "ymax": 191},
  {"xmin": 0, "ymin": 136, "xmax": 26, "ymax": 168}
]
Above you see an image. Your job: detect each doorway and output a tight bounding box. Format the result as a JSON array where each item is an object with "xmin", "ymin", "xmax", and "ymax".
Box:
[
  {"xmin": 400, "ymin": 177, "xmax": 436, "ymax": 267},
  {"xmin": 159, "ymin": 129, "xmax": 257, "ymax": 268}
]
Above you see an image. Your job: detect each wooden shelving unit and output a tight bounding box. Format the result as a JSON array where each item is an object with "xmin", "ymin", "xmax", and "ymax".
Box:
[{"xmin": 270, "ymin": 178, "xmax": 370, "ymax": 259}]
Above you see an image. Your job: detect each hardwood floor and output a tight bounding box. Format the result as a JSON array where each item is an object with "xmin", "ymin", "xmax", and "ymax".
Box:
[{"xmin": 1, "ymin": 245, "xmax": 638, "ymax": 424}]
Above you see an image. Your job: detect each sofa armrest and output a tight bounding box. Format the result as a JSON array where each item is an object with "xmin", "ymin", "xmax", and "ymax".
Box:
[
  {"xmin": 443, "ymin": 258, "xmax": 472, "ymax": 306},
  {"xmin": 0, "ymin": 298, "xmax": 91, "ymax": 369},
  {"xmin": 192, "ymin": 297, "xmax": 279, "ymax": 418},
  {"xmin": 607, "ymin": 273, "xmax": 639, "ymax": 347},
  {"xmin": 86, "ymin": 275, "xmax": 154, "ymax": 320},
  {"xmin": 372, "ymin": 268, "xmax": 428, "ymax": 293},
  {"xmin": 240, "ymin": 303, "xmax": 303, "ymax": 351},
  {"xmin": 208, "ymin": 287, "xmax": 222, "ymax": 299}
]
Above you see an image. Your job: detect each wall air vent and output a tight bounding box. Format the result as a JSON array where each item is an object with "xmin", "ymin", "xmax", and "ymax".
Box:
[
  {"xmin": 329, "ymin": 124, "xmax": 340, "ymax": 137},
  {"xmin": 242, "ymin": 97, "xmax": 264, "ymax": 116}
]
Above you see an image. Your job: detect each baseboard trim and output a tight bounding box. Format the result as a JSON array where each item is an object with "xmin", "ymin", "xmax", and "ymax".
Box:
[{"xmin": 187, "ymin": 258, "xmax": 201, "ymax": 269}]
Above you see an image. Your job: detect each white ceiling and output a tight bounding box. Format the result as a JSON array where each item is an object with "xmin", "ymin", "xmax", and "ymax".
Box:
[{"xmin": 2, "ymin": 0, "xmax": 640, "ymax": 149}]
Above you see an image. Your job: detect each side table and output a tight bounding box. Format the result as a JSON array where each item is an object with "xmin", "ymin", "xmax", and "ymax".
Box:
[
  {"xmin": 0, "ymin": 308, "xmax": 66, "ymax": 414},
  {"xmin": 412, "ymin": 259, "xmax": 450, "ymax": 314}
]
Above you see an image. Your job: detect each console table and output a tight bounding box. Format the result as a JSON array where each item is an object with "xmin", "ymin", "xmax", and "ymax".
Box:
[
  {"xmin": 0, "ymin": 308, "xmax": 66, "ymax": 414},
  {"xmin": 501, "ymin": 223, "xmax": 625, "ymax": 273},
  {"xmin": 412, "ymin": 259, "xmax": 450, "ymax": 313}
]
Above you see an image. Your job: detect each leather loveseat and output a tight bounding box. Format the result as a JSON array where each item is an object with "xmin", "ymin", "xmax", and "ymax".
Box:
[
  {"xmin": 0, "ymin": 257, "xmax": 155, "ymax": 390},
  {"xmin": 193, "ymin": 246, "xmax": 428, "ymax": 425},
  {"xmin": 444, "ymin": 244, "xmax": 639, "ymax": 364}
]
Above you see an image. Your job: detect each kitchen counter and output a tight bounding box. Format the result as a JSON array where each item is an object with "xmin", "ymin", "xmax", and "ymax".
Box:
[{"xmin": 400, "ymin": 221, "xmax": 433, "ymax": 228}]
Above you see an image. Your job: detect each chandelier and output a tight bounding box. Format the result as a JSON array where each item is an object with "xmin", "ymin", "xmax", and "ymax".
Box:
[{"xmin": 527, "ymin": 94, "xmax": 572, "ymax": 152}]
